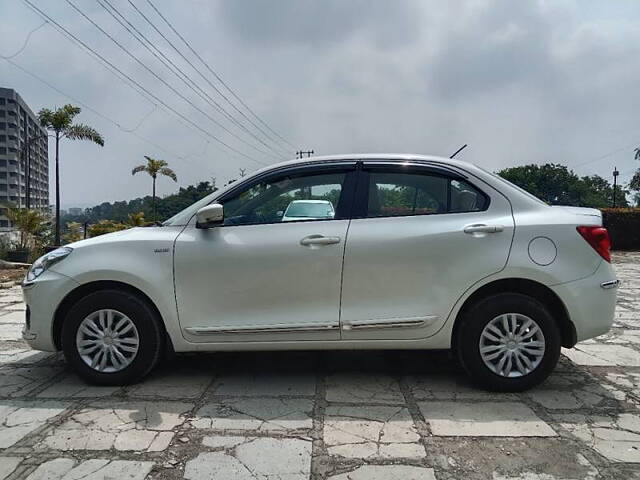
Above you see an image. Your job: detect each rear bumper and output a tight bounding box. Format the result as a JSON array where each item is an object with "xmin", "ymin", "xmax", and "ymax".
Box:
[
  {"xmin": 550, "ymin": 260, "xmax": 617, "ymax": 343},
  {"xmin": 21, "ymin": 270, "xmax": 79, "ymax": 352}
]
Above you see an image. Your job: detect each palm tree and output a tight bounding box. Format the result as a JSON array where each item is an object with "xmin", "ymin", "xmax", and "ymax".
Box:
[
  {"xmin": 38, "ymin": 105, "xmax": 104, "ymax": 246},
  {"xmin": 131, "ymin": 156, "xmax": 177, "ymax": 222}
]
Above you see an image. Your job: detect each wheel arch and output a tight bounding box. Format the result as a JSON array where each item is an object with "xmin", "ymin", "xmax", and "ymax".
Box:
[
  {"xmin": 451, "ymin": 277, "xmax": 577, "ymax": 351},
  {"xmin": 52, "ymin": 280, "xmax": 173, "ymax": 352}
]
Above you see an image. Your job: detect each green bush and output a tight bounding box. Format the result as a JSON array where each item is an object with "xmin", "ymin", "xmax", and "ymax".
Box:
[{"xmin": 601, "ymin": 208, "xmax": 640, "ymax": 250}]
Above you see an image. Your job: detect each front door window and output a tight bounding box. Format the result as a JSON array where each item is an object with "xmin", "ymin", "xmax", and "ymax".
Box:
[{"xmin": 222, "ymin": 172, "xmax": 347, "ymax": 226}]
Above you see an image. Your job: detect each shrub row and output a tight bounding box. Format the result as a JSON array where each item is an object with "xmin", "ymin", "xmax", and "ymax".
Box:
[{"xmin": 601, "ymin": 208, "xmax": 640, "ymax": 251}]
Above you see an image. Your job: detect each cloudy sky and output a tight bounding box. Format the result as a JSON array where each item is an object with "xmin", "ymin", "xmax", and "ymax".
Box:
[{"xmin": 1, "ymin": 0, "xmax": 639, "ymax": 207}]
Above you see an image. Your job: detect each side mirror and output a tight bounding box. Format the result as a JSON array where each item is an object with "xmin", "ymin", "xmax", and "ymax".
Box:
[{"xmin": 196, "ymin": 203, "xmax": 224, "ymax": 228}]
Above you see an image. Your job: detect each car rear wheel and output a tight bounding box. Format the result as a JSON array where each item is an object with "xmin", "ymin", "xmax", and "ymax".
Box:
[
  {"xmin": 61, "ymin": 289, "xmax": 163, "ymax": 385},
  {"xmin": 456, "ymin": 293, "xmax": 561, "ymax": 392}
]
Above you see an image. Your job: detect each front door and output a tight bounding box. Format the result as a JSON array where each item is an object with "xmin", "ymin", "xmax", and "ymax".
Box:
[
  {"xmin": 174, "ymin": 165, "xmax": 356, "ymax": 343},
  {"xmin": 340, "ymin": 163, "xmax": 515, "ymax": 340}
]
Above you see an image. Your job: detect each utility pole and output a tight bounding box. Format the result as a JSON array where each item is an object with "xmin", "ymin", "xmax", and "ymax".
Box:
[
  {"xmin": 612, "ymin": 167, "xmax": 619, "ymax": 208},
  {"xmin": 296, "ymin": 150, "xmax": 314, "ymax": 159}
]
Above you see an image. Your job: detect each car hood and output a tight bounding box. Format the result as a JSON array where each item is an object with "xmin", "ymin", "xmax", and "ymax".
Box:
[{"xmin": 64, "ymin": 227, "xmax": 149, "ymax": 249}]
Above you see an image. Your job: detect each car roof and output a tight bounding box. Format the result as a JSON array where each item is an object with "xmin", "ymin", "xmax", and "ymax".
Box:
[
  {"xmin": 261, "ymin": 153, "xmax": 466, "ymax": 171},
  {"xmin": 289, "ymin": 199, "xmax": 332, "ymax": 204}
]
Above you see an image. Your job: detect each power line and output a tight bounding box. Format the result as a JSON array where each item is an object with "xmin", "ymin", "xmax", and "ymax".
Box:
[
  {"xmin": 144, "ymin": 0, "xmax": 296, "ymax": 151},
  {"xmin": 4, "ymin": 57, "xmax": 212, "ymax": 172},
  {"xmin": 0, "ymin": 20, "xmax": 47, "ymax": 59},
  {"xmin": 65, "ymin": 0, "xmax": 279, "ymax": 162},
  {"xmin": 570, "ymin": 140, "xmax": 639, "ymax": 170},
  {"xmin": 127, "ymin": 0, "xmax": 291, "ymax": 156},
  {"xmin": 95, "ymin": 0, "xmax": 286, "ymax": 160},
  {"xmin": 21, "ymin": 0, "xmax": 267, "ymax": 166}
]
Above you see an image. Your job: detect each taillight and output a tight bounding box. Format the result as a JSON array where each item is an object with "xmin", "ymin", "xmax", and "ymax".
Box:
[{"xmin": 576, "ymin": 226, "xmax": 611, "ymax": 263}]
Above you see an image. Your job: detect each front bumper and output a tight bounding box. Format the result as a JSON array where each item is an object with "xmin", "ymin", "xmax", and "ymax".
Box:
[
  {"xmin": 21, "ymin": 269, "xmax": 80, "ymax": 351},
  {"xmin": 550, "ymin": 260, "xmax": 618, "ymax": 343}
]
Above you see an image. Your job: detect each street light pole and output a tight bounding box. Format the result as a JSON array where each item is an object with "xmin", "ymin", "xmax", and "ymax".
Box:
[{"xmin": 612, "ymin": 167, "xmax": 619, "ymax": 208}]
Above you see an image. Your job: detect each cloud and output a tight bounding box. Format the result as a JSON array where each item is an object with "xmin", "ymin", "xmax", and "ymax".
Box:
[{"xmin": 1, "ymin": 0, "xmax": 639, "ymax": 207}]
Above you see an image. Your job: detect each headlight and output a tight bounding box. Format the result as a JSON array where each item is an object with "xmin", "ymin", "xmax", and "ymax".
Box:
[{"xmin": 24, "ymin": 247, "xmax": 73, "ymax": 284}]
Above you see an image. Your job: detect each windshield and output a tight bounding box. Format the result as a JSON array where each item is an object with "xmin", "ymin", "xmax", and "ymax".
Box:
[{"xmin": 284, "ymin": 201, "xmax": 334, "ymax": 218}]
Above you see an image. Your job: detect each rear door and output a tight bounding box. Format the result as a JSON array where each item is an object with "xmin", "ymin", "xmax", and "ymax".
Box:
[{"xmin": 340, "ymin": 162, "xmax": 515, "ymax": 340}]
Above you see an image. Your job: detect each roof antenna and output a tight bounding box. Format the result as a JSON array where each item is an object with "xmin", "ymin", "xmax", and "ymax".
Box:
[{"xmin": 450, "ymin": 144, "xmax": 468, "ymax": 159}]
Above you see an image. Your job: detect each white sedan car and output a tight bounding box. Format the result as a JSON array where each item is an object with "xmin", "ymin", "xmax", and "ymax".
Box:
[
  {"xmin": 22, "ymin": 154, "xmax": 618, "ymax": 391},
  {"xmin": 282, "ymin": 199, "xmax": 335, "ymax": 222}
]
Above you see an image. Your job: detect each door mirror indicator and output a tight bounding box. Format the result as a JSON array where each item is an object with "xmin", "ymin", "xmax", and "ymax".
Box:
[{"xmin": 196, "ymin": 203, "xmax": 224, "ymax": 228}]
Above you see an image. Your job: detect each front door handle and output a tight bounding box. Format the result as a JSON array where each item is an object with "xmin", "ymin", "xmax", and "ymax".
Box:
[
  {"xmin": 300, "ymin": 234, "xmax": 341, "ymax": 246},
  {"xmin": 463, "ymin": 224, "xmax": 504, "ymax": 234}
]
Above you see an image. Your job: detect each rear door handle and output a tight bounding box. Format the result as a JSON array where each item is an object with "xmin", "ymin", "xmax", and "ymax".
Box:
[
  {"xmin": 300, "ymin": 234, "xmax": 341, "ymax": 246},
  {"xmin": 463, "ymin": 224, "xmax": 504, "ymax": 234}
]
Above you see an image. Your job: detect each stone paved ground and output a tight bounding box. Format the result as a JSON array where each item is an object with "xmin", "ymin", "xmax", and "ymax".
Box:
[{"xmin": 0, "ymin": 252, "xmax": 639, "ymax": 479}]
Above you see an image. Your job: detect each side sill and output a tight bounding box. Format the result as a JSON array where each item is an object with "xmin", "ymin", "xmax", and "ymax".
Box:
[
  {"xmin": 342, "ymin": 315, "xmax": 438, "ymax": 331},
  {"xmin": 185, "ymin": 323, "xmax": 340, "ymax": 335}
]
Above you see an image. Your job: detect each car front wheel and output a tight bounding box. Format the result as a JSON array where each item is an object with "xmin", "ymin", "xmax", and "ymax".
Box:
[
  {"xmin": 456, "ymin": 293, "xmax": 561, "ymax": 392},
  {"xmin": 61, "ymin": 289, "xmax": 163, "ymax": 385}
]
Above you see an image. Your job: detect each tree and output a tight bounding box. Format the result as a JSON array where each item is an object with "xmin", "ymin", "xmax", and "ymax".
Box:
[
  {"xmin": 4, "ymin": 206, "xmax": 48, "ymax": 251},
  {"xmin": 131, "ymin": 156, "xmax": 177, "ymax": 222},
  {"xmin": 38, "ymin": 105, "xmax": 104, "ymax": 246},
  {"xmin": 498, "ymin": 163, "xmax": 629, "ymax": 208},
  {"xmin": 126, "ymin": 211, "xmax": 146, "ymax": 227},
  {"xmin": 87, "ymin": 219, "xmax": 128, "ymax": 238},
  {"xmin": 62, "ymin": 221, "xmax": 84, "ymax": 244},
  {"xmin": 631, "ymin": 148, "xmax": 640, "ymax": 206}
]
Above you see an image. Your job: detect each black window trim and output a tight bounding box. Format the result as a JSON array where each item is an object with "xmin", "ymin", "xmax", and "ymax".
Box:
[
  {"xmin": 352, "ymin": 162, "xmax": 490, "ymax": 219},
  {"xmin": 214, "ymin": 161, "xmax": 358, "ymax": 227}
]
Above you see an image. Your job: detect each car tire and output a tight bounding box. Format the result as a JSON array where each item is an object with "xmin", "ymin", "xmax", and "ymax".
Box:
[
  {"xmin": 456, "ymin": 292, "xmax": 561, "ymax": 392},
  {"xmin": 61, "ymin": 289, "xmax": 163, "ymax": 386}
]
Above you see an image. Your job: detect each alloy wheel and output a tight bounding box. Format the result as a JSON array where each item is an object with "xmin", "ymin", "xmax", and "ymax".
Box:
[
  {"xmin": 75, "ymin": 309, "xmax": 140, "ymax": 373},
  {"xmin": 479, "ymin": 313, "xmax": 546, "ymax": 378}
]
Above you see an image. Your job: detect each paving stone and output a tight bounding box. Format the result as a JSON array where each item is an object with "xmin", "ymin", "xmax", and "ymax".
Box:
[
  {"xmin": 407, "ymin": 373, "xmax": 515, "ymax": 401},
  {"xmin": 0, "ymin": 294, "xmax": 24, "ymax": 305},
  {"xmin": 0, "ymin": 457, "xmax": 22, "ymax": 480},
  {"xmin": 0, "ymin": 349, "xmax": 51, "ymax": 365},
  {"xmin": 2, "ymin": 304, "xmax": 25, "ymax": 312},
  {"xmin": 0, "ymin": 323, "xmax": 23, "ymax": 341},
  {"xmin": 37, "ymin": 374, "xmax": 120, "ymax": 398},
  {"xmin": 563, "ymin": 344, "xmax": 640, "ymax": 366},
  {"xmin": 192, "ymin": 397, "xmax": 313, "ymax": 432},
  {"xmin": 184, "ymin": 437, "xmax": 311, "ymax": 480},
  {"xmin": 202, "ymin": 435, "xmax": 249, "ymax": 448},
  {"xmin": 0, "ymin": 366, "xmax": 62, "ymax": 397},
  {"xmin": 212, "ymin": 373, "xmax": 316, "ymax": 397},
  {"xmin": 0, "ymin": 310, "xmax": 25, "ymax": 323},
  {"xmin": 328, "ymin": 465, "xmax": 436, "ymax": 480},
  {"xmin": 124, "ymin": 368, "xmax": 211, "ymax": 399},
  {"xmin": 419, "ymin": 401, "xmax": 556, "ymax": 437},
  {"xmin": 39, "ymin": 401, "xmax": 191, "ymax": 451},
  {"xmin": 559, "ymin": 412, "xmax": 640, "ymax": 462},
  {"xmin": 325, "ymin": 373, "xmax": 405, "ymax": 404},
  {"xmin": 490, "ymin": 452, "xmax": 599, "ymax": 479},
  {"xmin": 324, "ymin": 405, "xmax": 423, "ymax": 458},
  {"xmin": 527, "ymin": 390, "xmax": 581, "ymax": 409},
  {"xmin": 606, "ymin": 371, "xmax": 640, "ymax": 395},
  {"xmin": 24, "ymin": 458, "xmax": 153, "ymax": 480},
  {"xmin": 0, "ymin": 401, "xmax": 68, "ymax": 448}
]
